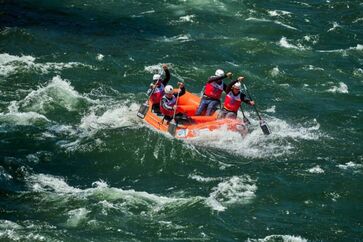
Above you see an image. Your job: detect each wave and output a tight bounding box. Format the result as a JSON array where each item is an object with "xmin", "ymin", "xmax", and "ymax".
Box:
[
  {"xmin": 13, "ymin": 75, "xmax": 92, "ymax": 114},
  {"xmin": 317, "ymin": 44, "xmax": 363, "ymax": 53},
  {"xmin": 188, "ymin": 116, "xmax": 321, "ymax": 159},
  {"xmin": 326, "ymin": 82, "xmax": 348, "ymax": 94},
  {"xmin": 247, "ymin": 234, "xmax": 308, "ymax": 242},
  {"xmin": 0, "ymin": 53, "xmax": 94, "ymax": 77},
  {"xmin": 206, "ymin": 176, "xmax": 257, "ymax": 212},
  {"xmin": 155, "ymin": 34, "xmax": 193, "ymax": 43},
  {"xmin": 278, "ymin": 37, "xmax": 310, "ymax": 50},
  {"xmin": 0, "ymin": 111, "xmax": 49, "ymax": 126},
  {"xmin": 307, "ymin": 165, "xmax": 325, "ymax": 174},
  {"xmin": 246, "ymin": 17, "xmax": 297, "ymax": 30}
]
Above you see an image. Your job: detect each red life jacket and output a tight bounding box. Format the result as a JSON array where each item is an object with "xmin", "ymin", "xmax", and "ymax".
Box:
[
  {"xmin": 224, "ymin": 91, "xmax": 242, "ymax": 112},
  {"xmin": 160, "ymin": 95, "xmax": 176, "ymax": 117},
  {"xmin": 204, "ymin": 80, "xmax": 224, "ymax": 99},
  {"xmin": 150, "ymin": 84, "xmax": 164, "ymax": 104}
]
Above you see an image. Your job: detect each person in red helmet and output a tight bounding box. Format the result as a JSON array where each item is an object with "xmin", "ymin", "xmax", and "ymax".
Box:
[
  {"xmin": 195, "ymin": 69, "xmax": 233, "ymax": 116},
  {"xmin": 218, "ymin": 76, "xmax": 255, "ymax": 119},
  {"xmin": 147, "ymin": 64, "xmax": 170, "ymax": 114}
]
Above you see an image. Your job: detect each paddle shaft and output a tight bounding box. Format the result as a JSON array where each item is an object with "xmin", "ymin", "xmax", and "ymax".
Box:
[
  {"xmin": 243, "ymin": 83, "xmax": 262, "ymax": 121},
  {"xmin": 171, "ymin": 88, "xmax": 181, "ymax": 121}
]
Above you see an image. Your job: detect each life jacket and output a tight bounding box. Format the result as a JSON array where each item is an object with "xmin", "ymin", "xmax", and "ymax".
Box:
[
  {"xmin": 150, "ymin": 83, "xmax": 164, "ymax": 104},
  {"xmin": 204, "ymin": 79, "xmax": 224, "ymax": 99},
  {"xmin": 224, "ymin": 91, "xmax": 242, "ymax": 112},
  {"xmin": 160, "ymin": 95, "xmax": 176, "ymax": 117}
]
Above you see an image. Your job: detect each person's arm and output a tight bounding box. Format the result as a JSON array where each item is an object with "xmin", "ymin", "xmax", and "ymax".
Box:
[
  {"xmin": 161, "ymin": 64, "xmax": 170, "ymax": 86},
  {"xmin": 240, "ymin": 92, "xmax": 254, "ymax": 105},
  {"xmin": 174, "ymin": 83, "xmax": 185, "ymax": 97},
  {"xmin": 225, "ymin": 79, "xmax": 238, "ymax": 93},
  {"xmin": 207, "ymin": 71, "xmax": 232, "ymax": 83}
]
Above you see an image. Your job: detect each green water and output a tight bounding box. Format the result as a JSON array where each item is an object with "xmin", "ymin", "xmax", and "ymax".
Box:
[{"xmin": 0, "ymin": 0, "xmax": 362, "ymax": 241}]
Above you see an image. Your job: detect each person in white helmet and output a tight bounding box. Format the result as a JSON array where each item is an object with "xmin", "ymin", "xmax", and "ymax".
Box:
[
  {"xmin": 147, "ymin": 64, "xmax": 170, "ymax": 114},
  {"xmin": 217, "ymin": 76, "xmax": 255, "ymax": 119},
  {"xmin": 160, "ymin": 82, "xmax": 190, "ymax": 123},
  {"xmin": 195, "ymin": 69, "xmax": 233, "ymax": 116}
]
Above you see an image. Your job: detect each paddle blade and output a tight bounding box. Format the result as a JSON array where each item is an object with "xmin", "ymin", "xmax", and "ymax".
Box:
[
  {"xmin": 243, "ymin": 117, "xmax": 251, "ymax": 125},
  {"xmin": 137, "ymin": 103, "xmax": 149, "ymax": 119},
  {"xmin": 168, "ymin": 120, "xmax": 177, "ymax": 136},
  {"xmin": 259, "ymin": 120, "xmax": 271, "ymax": 135}
]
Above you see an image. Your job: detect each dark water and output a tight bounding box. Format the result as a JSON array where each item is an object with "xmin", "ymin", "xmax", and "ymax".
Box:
[{"xmin": 0, "ymin": 0, "xmax": 362, "ymax": 241}]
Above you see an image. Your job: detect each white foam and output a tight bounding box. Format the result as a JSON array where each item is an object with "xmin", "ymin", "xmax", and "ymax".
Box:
[
  {"xmin": 328, "ymin": 22, "xmax": 341, "ymax": 32},
  {"xmin": 157, "ymin": 34, "xmax": 192, "ymax": 43},
  {"xmin": 0, "ymin": 220, "xmax": 22, "ymax": 230},
  {"xmin": 353, "ymin": 68, "xmax": 363, "ymax": 77},
  {"xmin": 327, "ymin": 82, "xmax": 348, "ymax": 94},
  {"xmin": 246, "ymin": 18, "xmax": 297, "ymax": 30},
  {"xmin": 188, "ymin": 117, "xmax": 321, "ymax": 159},
  {"xmin": 337, "ymin": 162, "xmax": 363, "ymax": 170},
  {"xmin": 206, "ymin": 176, "xmax": 257, "ymax": 211},
  {"xmin": 270, "ymin": 66, "xmax": 281, "ymax": 77},
  {"xmin": 15, "ymin": 75, "xmax": 91, "ymax": 114},
  {"xmin": 247, "ymin": 234, "xmax": 308, "ymax": 242},
  {"xmin": 66, "ymin": 208, "xmax": 90, "ymax": 227},
  {"xmin": 0, "ymin": 166, "xmax": 13, "ymax": 180},
  {"xmin": 278, "ymin": 37, "xmax": 308, "ymax": 50},
  {"xmin": 27, "ymin": 173, "xmax": 82, "ymax": 194},
  {"xmin": 353, "ymin": 17, "xmax": 363, "ymax": 23},
  {"xmin": 0, "ymin": 53, "xmax": 94, "ymax": 77},
  {"xmin": 188, "ymin": 174, "xmax": 223, "ymax": 183},
  {"xmin": 79, "ymin": 102, "xmax": 140, "ymax": 134},
  {"xmin": 170, "ymin": 15, "xmax": 196, "ymax": 24},
  {"xmin": 0, "ymin": 111, "xmax": 49, "ymax": 126},
  {"xmin": 268, "ymin": 10, "xmax": 292, "ymax": 17},
  {"xmin": 96, "ymin": 53, "xmax": 104, "ymax": 61},
  {"xmin": 265, "ymin": 105, "xmax": 276, "ymax": 113},
  {"xmin": 307, "ymin": 165, "xmax": 325, "ymax": 174}
]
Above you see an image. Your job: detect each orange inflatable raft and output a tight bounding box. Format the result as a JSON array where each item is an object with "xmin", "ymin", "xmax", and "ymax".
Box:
[{"xmin": 143, "ymin": 90, "xmax": 248, "ymax": 139}]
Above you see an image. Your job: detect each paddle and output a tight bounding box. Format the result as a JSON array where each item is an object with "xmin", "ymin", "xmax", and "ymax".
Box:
[
  {"xmin": 137, "ymin": 81, "xmax": 159, "ymax": 119},
  {"xmin": 167, "ymin": 88, "xmax": 181, "ymax": 136},
  {"xmin": 242, "ymin": 83, "xmax": 271, "ymax": 135},
  {"xmin": 239, "ymin": 105, "xmax": 250, "ymax": 125}
]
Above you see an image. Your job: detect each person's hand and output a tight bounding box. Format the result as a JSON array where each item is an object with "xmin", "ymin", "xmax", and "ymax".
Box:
[
  {"xmin": 237, "ymin": 76, "xmax": 245, "ymax": 82},
  {"xmin": 150, "ymin": 83, "xmax": 155, "ymax": 88},
  {"xmin": 226, "ymin": 72, "xmax": 233, "ymax": 78},
  {"xmin": 162, "ymin": 64, "xmax": 168, "ymax": 70},
  {"xmin": 177, "ymin": 82, "xmax": 184, "ymax": 88},
  {"xmin": 249, "ymin": 101, "xmax": 255, "ymax": 106},
  {"xmin": 173, "ymin": 105, "xmax": 177, "ymax": 110}
]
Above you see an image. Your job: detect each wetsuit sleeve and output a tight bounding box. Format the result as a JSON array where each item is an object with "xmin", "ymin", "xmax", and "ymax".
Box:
[
  {"xmin": 174, "ymin": 86, "xmax": 186, "ymax": 97},
  {"xmin": 225, "ymin": 79, "xmax": 238, "ymax": 93},
  {"xmin": 207, "ymin": 74, "xmax": 226, "ymax": 83},
  {"xmin": 240, "ymin": 91, "xmax": 252, "ymax": 104},
  {"xmin": 162, "ymin": 69, "xmax": 170, "ymax": 86}
]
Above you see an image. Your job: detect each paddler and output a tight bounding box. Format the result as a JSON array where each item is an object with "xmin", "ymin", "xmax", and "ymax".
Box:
[
  {"xmin": 147, "ymin": 64, "xmax": 170, "ymax": 114},
  {"xmin": 217, "ymin": 76, "xmax": 255, "ymax": 119},
  {"xmin": 160, "ymin": 82, "xmax": 191, "ymax": 124},
  {"xmin": 195, "ymin": 69, "xmax": 233, "ymax": 116}
]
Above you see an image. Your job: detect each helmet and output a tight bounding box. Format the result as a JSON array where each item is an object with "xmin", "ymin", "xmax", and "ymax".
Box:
[
  {"xmin": 153, "ymin": 74, "xmax": 161, "ymax": 81},
  {"xmin": 215, "ymin": 69, "xmax": 225, "ymax": 77},
  {"xmin": 233, "ymin": 82, "xmax": 241, "ymax": 89},
  {"xmin": 164, "ymin": 85, "xmax": 173, "ymax": 94}
]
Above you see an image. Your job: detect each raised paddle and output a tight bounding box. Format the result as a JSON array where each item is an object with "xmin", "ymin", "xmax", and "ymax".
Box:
[
  {"xmin": 242, "ymin": 83, "xmax": 271, "ymax": 135},
  {"xmin": 137, "ymin": 81, "xmax": 159, "ymax": 119},
  {"xmin": 167, "ymin": 87, "xmax": 181, "ymax": 136}
]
